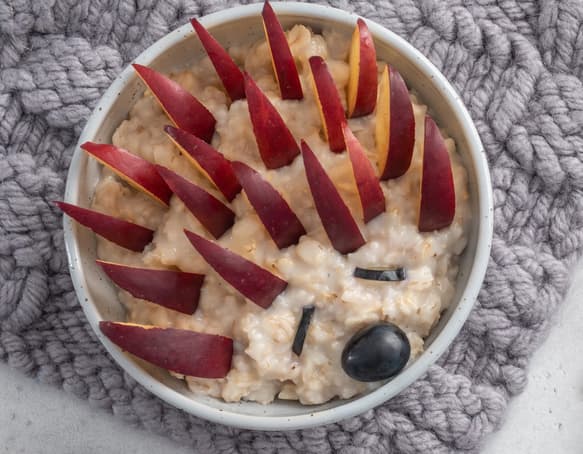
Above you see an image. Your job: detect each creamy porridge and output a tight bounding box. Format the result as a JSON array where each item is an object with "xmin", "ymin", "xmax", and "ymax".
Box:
[{"xmin": 88, "ymin": 23, "xmax": 469, "ymax": 405}]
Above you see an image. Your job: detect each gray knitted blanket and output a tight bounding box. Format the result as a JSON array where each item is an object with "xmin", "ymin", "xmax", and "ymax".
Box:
[{"xmin": 1, "ymin": 0, "xmax": 582, "ymax": 452}]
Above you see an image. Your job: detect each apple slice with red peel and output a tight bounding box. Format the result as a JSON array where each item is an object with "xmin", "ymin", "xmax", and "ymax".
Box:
[
  {"xmin": 81, "ymin": 142, "xmax": 172, "ymax": 206},
  {"xmin": 308, "ymin": 56, "xmax": 346, "ymax": 153},
  {"xmin": 261, "ymin": 1, "xmax": 303, "ymax": 100},
  {"xmin": 244, "ymin": 73, "xmax": 300, "ymax": 169},
  {"xmin": 347, "ymin": 19, "xmax": 378, "ymax": 118},
  {"xmin": 155, "ymin": 165, "xmax": 234, "ymax": 239},
  {"xmin": 184, "ymin": 230, "xmax": 287, "ymax": 308},
  {"xmin": 376, "ymin": 65, "xmax": 415, "ymax": 180},
  {"xmin": 164, "ymin": 125, "xmax": 241, "ymax": 202},
  {"xmin": 300, "ymin": 141, "xmax": 366, "ymax": 254},
  {"xmin": 133, "ymin": 63, "xmax": 216, "ymax": 142},
  {"xmin": 97, "ymin": 261, "xmax": 204, "ymax": 315},
  {"xmin": 190, "ymin": 18, "xmax": 245, "ymax": 102},
  {"xmin": 231, "ymin": 161, "xmax": 305, "ymax": 249},
  {"xmin": 55, "ymin": 202, "xmax": 154, "ymax": 252},
  {"xmin": 99, "ymin": 322, "xmax": 232, "ymax": 378},
  {"xmin": 418, "ymin": 116, "xmax": 456, "ymax": 232},
  {"xmin": 342, "ymin": 124, "xmax": 385, "ymax": 223}
]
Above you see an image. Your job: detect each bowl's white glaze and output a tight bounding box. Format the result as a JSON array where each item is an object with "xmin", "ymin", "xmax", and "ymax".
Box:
[{"xmin": 63, "ymin": 2, "xmax": 493, "ymax": 430}]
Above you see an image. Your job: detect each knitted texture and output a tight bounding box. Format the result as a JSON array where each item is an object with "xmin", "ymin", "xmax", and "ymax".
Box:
[{"xmin": 1, "ymin": 0, "xmax": 583, "ymax": 452}]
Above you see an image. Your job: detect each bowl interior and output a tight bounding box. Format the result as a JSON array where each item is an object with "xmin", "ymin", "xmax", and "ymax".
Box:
[{"xmin": 64, "ymin": 3, "xmax": 491, "ymax": 429}]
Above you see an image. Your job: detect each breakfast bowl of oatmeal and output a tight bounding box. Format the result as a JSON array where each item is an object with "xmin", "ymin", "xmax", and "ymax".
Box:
[{"xmin": 60, "ymin": 1, "xmax": 493, "ymax": 430}]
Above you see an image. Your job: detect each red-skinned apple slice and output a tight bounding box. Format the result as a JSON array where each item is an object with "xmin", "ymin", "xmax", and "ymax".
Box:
[
  {"xmin": 300, "ymin": 141, "xmax": 366, "ymax": 254},
  {"xmin": 418, "ymin": 116, "xmax": 456, "ymax": 232},
  {"xmin": 184, "ymin": 230, "xmax": 287, "ymax": 308},
  {"xmin": 190, "ymin": 18, "xmax": 245, "ymax": 102},
  {"xmin": 376, "ymin": 65, "xmax": 415, "ymax": 180},
  {"xmin": 133, "ymin": 63, "xmax": 216, "ymax": 142},
  {"xmin": 244, "ymin": 73, "xmax": 300, "ymax": 169},
  {"xmin": 81, "ymin": 142, "xmax": 172, "ymax": 206},
  {"xmin": 55, "ymin": 202, "xmax": 153, "ymax": 252},
  {"xmin": 231, "ymin": 161, "xmax": 305, "ymax": 249},
  {"xmin": 97, "ymin": 261, "xmax": 204, "ymax": 315},
  {"xmin": 99, "ymin": 322, "xmax": 232, "ymax": 378},
  {"xmin": 342, "ymin": 124, "xmax": 385, "ymax": 223},
  {"xmin": 308, "ymin": 56, "xmax": 346, "ymax": 153},
  {"xmin": 261, "ymin": 1, "xmax": 303, "ymax": 100},
  {"xmin": 155, "ymin": 165, "xmax": 235, "ymax": 239},
  {"xmin": 347, "ymin": 19, "xmax": 377, "ymax": 118},
  {"xmin": 164, "ymin": 125, "xmax": 241, "ymax": 202}
]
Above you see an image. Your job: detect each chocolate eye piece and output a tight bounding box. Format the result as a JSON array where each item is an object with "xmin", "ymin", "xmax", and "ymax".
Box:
[
  {"xmin": 292, "ymin": 305, "xmax": 316, "ymax": 356},
  {"xmin": 341, "ymin": 322, "xmax": 410, "ymax": 382},
  {"xmin": 353, "ymin": 267, "xmax": 406, "ymax": 282}
]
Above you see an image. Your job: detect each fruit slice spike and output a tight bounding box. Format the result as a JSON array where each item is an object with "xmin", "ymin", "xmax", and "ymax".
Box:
[
  {"xmin": 133, "ymin": 63, "xmax": 216, "ymax": 142},
  {"xmin": 376, "ymin": 65, "xmax": 415, "ymax": 180},
  {"xmin": 97, "ymin": 260, "xmax": 204, "ymax": 315},
  {"xmin": 190, "ymin": 18, "xmax": 245, "ymax": 102},
  {"xmin": 55, "ymin": 202, "xmax": 153, "ymax": 252},
  {"xmin": 184, "ymin": 229, "xmax": 287, "ymax": 308},
  {"xmin": 308, "ymin": 56, "xmax": 346, "ymax": 153},
  {"xmin": 261, "ymin": 1, "xmax": 303, "ymax": 100},
  {"xmin": 100, "ymin": 322, "xmax": 233, "ymax": 378},
  {"xmin": 244, "ymin": 73, "xmax": 300, "ymax": 169},
  {"xmin": 81, "ymin": 142, "xmax": 172, "ymax": 206},
  {"xmin": 418, "ymin": 116, "xmax": 456, "ymax": 232},
  {"xmin": 164, "ymin": 125, "xmax": 241, "ymax": 202},
  {"xmin": 232, "ymin": 161, "xmax": 306, "ymax": 249},
  {"xmin": 347, "ymin": 18, "xmax": 378, "ymax": 118},
  {"xmin": 300, "ymin": 140, "xmax": 366, "ymax": 254},
  {"xmin": 342, "ymin": 125, "xmax": 386, "ymax": 223},
  {"xmin": 155, "ymin": 165, "xmax": 235, "ymax": 239}
]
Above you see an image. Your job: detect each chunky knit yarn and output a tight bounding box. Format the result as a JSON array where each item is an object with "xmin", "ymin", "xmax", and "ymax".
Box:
[{"xmin": 1, "ymin": 0, "xmax": 583, "ymax": 452}]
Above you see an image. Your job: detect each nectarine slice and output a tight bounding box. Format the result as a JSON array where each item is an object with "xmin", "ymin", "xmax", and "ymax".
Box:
[
  {"xmin": 133, "ymin": 63, "xmax": 216, "ymax": 142},
  {"xmin": 262, "ymin": 1, "xmax": 303, "ymax": 100},
  {"xmin": 347, "ymin": 19, "xmax": 377, "ymax": 118},
  {"xmin": 100, "ymin": 322, "xmax": 232, "ymax": 378},
  {"xmin": 376, "ymin": 65, "xmax": 415, "ymax": 180},
  {"xmin": 97, "ymin": 261, "xmax": 204, "ymax": 315},
  {"xmin": 301, "ymin": 140, "xmax": 365, "ymax": 254},
  {"xmin": 184, "ymin": 230, "xmax": 287, "ymax": 308},
  {"xmin": 232, "ymin": 161, "xmax": 305, "ymax": 249},
  {"xmin": 156, "ymin": 165, "xmax": 235, "ymax": 239},
  {"xmin": 418, "ymin": 116, "xmax": 456, "ymax": 232},
  {"xmin": 55, "ymin": 202, "xmax": 153, "ymax": 252},
  {"xmin": 342, "ymin": 124, "xmax": 385, "ymax": 223}
]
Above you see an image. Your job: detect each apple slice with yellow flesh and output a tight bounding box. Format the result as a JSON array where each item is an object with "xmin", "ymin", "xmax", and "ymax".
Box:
[
  {"xmin": 190, "ymin": 18, "xmax": 245, "ymax": 102},
  {"xmin": 342, "ymin": 124, "xmax": 385, "ymax": 223},
  {"xmin": 184, "ymin": 230, "xmax": 287, "ymax": 308},
  {"xmin": 155, "ymin": 165, "xmax": 234, "ymax": 239},
  {"xmin": 99, "ymin": 322, "xmax": 232, "ymax": 378},
  {"xmin": 97, "ymin": 261, "xmax": 204, "ymax": 315},
  {"xmin": 231, "ymin": 161, "xmax": 305, "ymax": 249},
  {"xmin": 347, "ymin": 18, "xmax": 378, "ymax": 118},
  {"xmin": 55, "ymin": 202, "xmax": 153, "ymax": 252},
  {"xmin": 261, "ymin": 1, "xmax": 303, "ymax": 100},
  {"xmin": 308, "ymin": 56, "xmax": 346, "ymax": 153},
  {"xmin": 81, "ymin": 142, "xmax": 172, "ymax": 206},
  {"xmin": 164, "ymin": 125, "xmax": 241, "ymax": 202},
  {"xmin": 244, "ymin": 73, "xmax": 300, "ymax": 169},
  {"xmin": 418, "ymin": 116, "xmax": 456, "ymax": 232},
  {"xmin": 133, "ymin": 63, "xmax": 216, "ymax": 142},
  {"xmin": 300, "ymin": 140, "xmax": 366, "ymax": 254},
  {"xmin": 376, "ymin": 65, "xmax": 415, "ymax": 180}
]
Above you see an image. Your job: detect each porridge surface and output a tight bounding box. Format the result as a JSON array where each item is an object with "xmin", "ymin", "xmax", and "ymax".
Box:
[{"xmin": 91, "ymin": 25, "xmax": 470, "ymax": 404}]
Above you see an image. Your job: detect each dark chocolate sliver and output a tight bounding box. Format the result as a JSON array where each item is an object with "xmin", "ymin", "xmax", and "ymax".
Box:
[
  {"xmin": 292, "ymin": 305, "xmax": 316, "ymax": 356},
  {"xmin": 353, "ymin": 267, "xmax": 407, "ymax": 282}
]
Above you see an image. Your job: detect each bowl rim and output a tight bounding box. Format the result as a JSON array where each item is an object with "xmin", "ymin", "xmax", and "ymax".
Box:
[{"xmin": 63, "ymin": 1, "xmax": 493, "ymax": 431}]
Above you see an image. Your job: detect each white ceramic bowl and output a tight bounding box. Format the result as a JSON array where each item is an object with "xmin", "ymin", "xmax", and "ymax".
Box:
[{"xmin": 63, "ymin": 2, "xmax": 493, "ymax": 431}]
